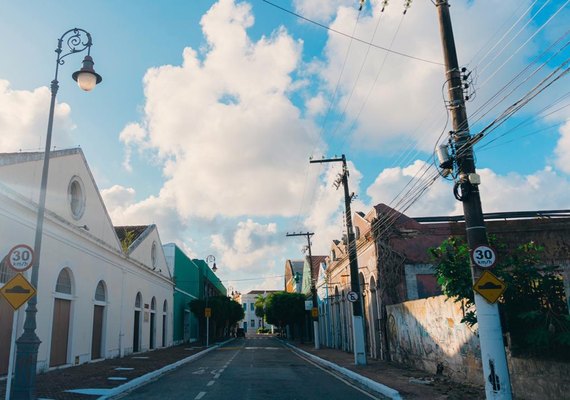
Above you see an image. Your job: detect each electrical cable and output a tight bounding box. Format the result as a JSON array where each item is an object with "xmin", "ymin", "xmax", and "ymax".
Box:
[{"xmin": 259, "ymin": 0, "xmax": 443, "ymax": 65}]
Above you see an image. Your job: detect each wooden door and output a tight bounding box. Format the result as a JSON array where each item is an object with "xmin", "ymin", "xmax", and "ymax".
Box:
[
  {"xmin": 149, "ymin": 313, "xmax": 155, "ymax": 349},
  {"xmin": 133, "ymin": 310, "xmax": 140, "ymax": 352},
  {"xmin": 91, "ymin": 305, "xmax": 104, "ymax": 359},
  {"xmin": 0, "ymin": 297, "xmax": 14, "ymax": 374},
  {"xmin": 50, "ymin": 298, "xmax": 71, "ymax": 367},
  {"xmin": 162, "ymin": 314, "xmax": 166, "ymax": 347}
]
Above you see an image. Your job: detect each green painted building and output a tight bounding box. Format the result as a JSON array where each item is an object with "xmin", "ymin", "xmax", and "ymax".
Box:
[
  {"xmin": 164, "ymin": 244, "xmax": 227, "ymax": 344},
  {"xmin": 164, "ymin": 244, "xmax": 201, "ymax": 344}
]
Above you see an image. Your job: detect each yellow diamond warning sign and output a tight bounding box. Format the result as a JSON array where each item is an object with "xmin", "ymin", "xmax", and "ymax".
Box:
[
  {"xmin": 473, "ymin": 270, "xmax": 506, "ymax": 304},
  {"xmin": 0, "ymin": 273, "xmax": 36, "ymax": 310}
]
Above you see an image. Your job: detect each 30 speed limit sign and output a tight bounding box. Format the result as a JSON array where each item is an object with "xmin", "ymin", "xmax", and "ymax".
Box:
[
  {"xmin": 6, "ymin": 244, "xmax": 34, "ymax": 272},
  {"xmin": 471, "ymin": 245, "xmax": 497, "ymax": 269}
]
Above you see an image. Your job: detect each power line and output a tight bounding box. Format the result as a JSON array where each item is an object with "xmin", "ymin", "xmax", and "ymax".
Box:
[{"xmin": 259, "ymin": 0, "xmax": 443, "ymax": 65}]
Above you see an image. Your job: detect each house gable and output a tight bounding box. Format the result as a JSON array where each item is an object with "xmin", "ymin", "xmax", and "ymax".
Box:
[{"xmin": 0, "ymin": 149, "xmax": 121, "ymax": 251}]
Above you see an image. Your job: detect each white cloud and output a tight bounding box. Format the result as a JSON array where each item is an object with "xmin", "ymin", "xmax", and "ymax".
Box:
[
  {"xmin": 121, "ymin": 0, "xmax": 321, "ymax": 219},
  {"xmin": 0, "ymin": 80, "xmax": 74, "ymax": 152},
  {"xmin": 211, "ymin": 219, "xmax": 281, "ymax": 272},
  {"xmin": 311, "ymin": 0, "xmax": 562, "ymax": 152},
  {"xmin": 365, "ymin": 160, "xmax": 570, "ymax": 218},
  {"xmin": 293, "ymin": 0, "xmax": 354, "ymax": 23},
  {"xmin": 554, "ymin": 119, "xmax": 570, "ymax": 174},
  {"xmin": 366, "ymin": 160, "xmax": 459, "ymax": 217},
  {"xmin": 101, "ymin": 184, "xmax": 188, "ymax": 248}
]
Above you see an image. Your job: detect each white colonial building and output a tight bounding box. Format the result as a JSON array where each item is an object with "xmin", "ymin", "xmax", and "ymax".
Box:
[
  {"xmin": 0, "ymin": 148, "xmax": 174, "ymax": 374},
  {"xmin": 237, "ymin": 290, "xmax": 279, "ymax": 335}
]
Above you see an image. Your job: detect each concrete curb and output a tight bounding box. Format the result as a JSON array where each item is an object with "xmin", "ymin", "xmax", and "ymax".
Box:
[
  {"xmin": 98, "ymin": 338, "xmax": 235, "ymax": 399},
  {"xmin": 283, "ymin": 342, "xmax": 402, "ymax": 400}
]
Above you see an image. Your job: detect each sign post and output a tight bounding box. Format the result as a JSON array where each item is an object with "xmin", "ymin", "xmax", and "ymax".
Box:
[
  {"xmin": 205, "ymin": 308, "xmax": 211, "ymax": 347},
  {"xmin": 1, "ymin": 246, "xmax": 35, "ymax": 400}
]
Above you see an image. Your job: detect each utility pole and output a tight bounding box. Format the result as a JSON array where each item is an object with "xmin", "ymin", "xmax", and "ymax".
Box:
[
  {"xmin": 435, "ymin": 1, "xmax": 512, "ymax": 398},
  {"xmin": 286, "ymin": 231, "xmax": 320, "ymax": 349},
  {"xmin": 310, "ymin": 155, "xmax": 366, "ymax": 365}
]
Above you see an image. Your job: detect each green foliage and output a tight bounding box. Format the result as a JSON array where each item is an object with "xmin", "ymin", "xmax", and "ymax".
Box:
[
  {"xmin": 256, "ymin": 327, "xmax": 270, "ymax": 333},
  {"xmin": 120, "ymin": 230, "xmax": 136, "ymax": 253},
  {"xmin": 189, "ymin": 296, "xmax": 245, "ymax": 337},
  {"xmin": 431, "ymin": 237, "xmax": 570, "ymax": 358},
  {"xmin": 264, "ymin": 291, "xmax": 305, "ymax": 328},
  {"xmin": 254, "ymin": 295, "xmax": 266, "ymax": 319}
]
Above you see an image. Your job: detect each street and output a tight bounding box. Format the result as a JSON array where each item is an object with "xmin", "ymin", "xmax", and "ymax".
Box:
[{"xmin": 119, "ymin": 336, "xmax": 381, "ymax": 400}]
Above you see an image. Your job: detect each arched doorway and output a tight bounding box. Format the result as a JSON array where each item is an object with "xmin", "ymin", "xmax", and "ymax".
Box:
[
  {"xmin": 0, "ymin": 259, "xmax": 17, "ymax": 374},
  {"xmin": 133, "ymin": 292, "xmax": 142, "ymax": 353},
  {"xmin": 162, "ymin": 300, "xmax": 167, "ymax": 347},
  {"xmin": 50, "ymin": 268, "xmax": 73, "ymax": 367},
  {"xmin": 91, "ymin": 280, "xmax": 106, "ymax": 360},
  {"xmin": 369, "ymin": 276, "xmax": 380, "ymax": 358},
  {"xmin": 149, "ymin": 297, "xmax": 156, "ymax": 350}
]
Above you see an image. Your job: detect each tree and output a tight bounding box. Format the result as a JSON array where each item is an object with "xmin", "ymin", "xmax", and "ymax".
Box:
[
  {"xmin": 430, "ymin": 237, "xmax": 570, "ymax": 358},
  {"xmin": 265, "ymin": 292, "xmax": 305, "ymax": 338},
  {"xmin": 189, "ymin": 296, "xmax": 245, "ymax": 341}
]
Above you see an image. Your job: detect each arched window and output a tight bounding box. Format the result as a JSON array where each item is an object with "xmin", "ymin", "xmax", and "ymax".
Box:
[
  {"xmin": 163, "ymin": 300, "xmax": 167, "ymax": 313},
  {"xmin": 95, "ymin": 281, "xmax": 106, "ymax": 302},
  {"xmin": 55, "ymin": 269, "xmax": 72, "ymax": 294},
  {"xmin": 355, "ymin": 226, "xmax": 361, "ymax": 240},
  {"xmin": 150, "ymin": 297, "xmax": 156, "ymax": 311},
  {"xmin": 135, "ymin": 292, "xmax": 142, "ymax": 309}
]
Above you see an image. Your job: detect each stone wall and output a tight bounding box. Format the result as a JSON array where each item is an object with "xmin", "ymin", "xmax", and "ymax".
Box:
[{"xmin": 387, "ymin": 295, "xmax": 570, "ymax": 399}]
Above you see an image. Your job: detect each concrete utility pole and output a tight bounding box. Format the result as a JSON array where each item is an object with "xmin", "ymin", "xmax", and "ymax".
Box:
[
  {"xmin": 286, "ymin": 231, "xmax": 320, "ymax": 350},
  {"xmin": 310, "ymin": 155, "xmax": 366, "ymax": 365},
  {"xmin": 435, "ymin": 1, "xmax": 512, "ymax": 398}
]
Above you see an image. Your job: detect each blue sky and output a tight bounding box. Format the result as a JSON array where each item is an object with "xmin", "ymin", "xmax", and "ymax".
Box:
[{"xmin": 1, "ymin": 0, "xmax": 569, "ymax": 292}]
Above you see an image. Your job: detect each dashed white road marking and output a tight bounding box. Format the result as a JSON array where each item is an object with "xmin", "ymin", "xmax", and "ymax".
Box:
[
  {"xmin": 207, "ymin": 380, "xmax": 215, "ymax": 386},
  {"xmin": 195, "ymin": 391, "xmax": 207, "ymax": 399},
  {"xmin": 214, "ymin": 373, "xmax": 220, "ymax": 379}
]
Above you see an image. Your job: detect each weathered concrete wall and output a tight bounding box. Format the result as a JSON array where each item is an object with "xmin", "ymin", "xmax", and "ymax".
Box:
[
  {"xmin": 387, "ymin": 295, "xmax": 570, "ymax": 399},
  {"xmin": 508, "ymin": 355, "xmax": 570, "ymax": 400},
  {"xmin": 386, "ymin": 296, "xmax": 483, "ymax": 385}
]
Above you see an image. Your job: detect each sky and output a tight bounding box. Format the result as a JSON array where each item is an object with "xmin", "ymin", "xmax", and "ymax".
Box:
[{"xmin": 0, "ymin": 0, "xmax": 569, "ymax": 293}]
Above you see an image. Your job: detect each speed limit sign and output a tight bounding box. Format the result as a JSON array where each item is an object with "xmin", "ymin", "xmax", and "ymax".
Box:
[
  {"xmin": 472, "ymin": 245, "xmax": 497, "ymax": 269},
  {"xmin": 6, "ymin": 244, "xmax": 34, "ymax": 272}
]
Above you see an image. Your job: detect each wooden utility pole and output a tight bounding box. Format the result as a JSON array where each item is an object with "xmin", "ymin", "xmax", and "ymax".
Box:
[
  {"xmin": 435, "ymin": 1, "xmax": 512, "ymax": 398},
  {"xmin": 310, "ymin": 155, "xmax": 366, "ymax": 365}
]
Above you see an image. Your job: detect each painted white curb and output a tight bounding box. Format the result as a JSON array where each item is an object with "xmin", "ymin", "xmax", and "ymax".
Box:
[
  {"xmin": 284, "ymin": 342, "xmax": 402, "ymax": 400},
  {"xmin": 98, "ymin": 338, "xmax": 235, "ymax": 400}
]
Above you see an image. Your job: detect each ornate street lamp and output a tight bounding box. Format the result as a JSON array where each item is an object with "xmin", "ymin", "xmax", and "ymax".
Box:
[
  {"xmin": 12, "ymin": 28, "xmax": 102, "ymax": 399},
  {"xmin": 205, "ymin": 254, "xmax": 217, "ymax": 273}
]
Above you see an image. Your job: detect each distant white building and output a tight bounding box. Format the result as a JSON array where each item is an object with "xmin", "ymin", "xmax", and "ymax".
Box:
[
  {"xmin": 237, "ymin": 290, "xmax": 279, "ymax": 335},
  {"xmin": 0, "ymin": 149, "xmax": 174, "ymax": 374}
]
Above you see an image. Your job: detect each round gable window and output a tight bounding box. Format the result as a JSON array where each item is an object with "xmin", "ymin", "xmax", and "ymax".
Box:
[{"xmin": 68, "ymin": 176, "xmax": 86, "ymax": 220}]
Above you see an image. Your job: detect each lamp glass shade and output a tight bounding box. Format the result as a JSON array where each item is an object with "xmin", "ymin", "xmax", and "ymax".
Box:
[{"xmin": 76, "ymin": 72, "xmax": 97, "ymax": 91}]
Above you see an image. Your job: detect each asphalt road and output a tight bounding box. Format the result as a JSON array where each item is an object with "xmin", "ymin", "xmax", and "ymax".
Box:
[{"xmin": 119, "ymin": 336, "xmax": 381, "ymax": 400}]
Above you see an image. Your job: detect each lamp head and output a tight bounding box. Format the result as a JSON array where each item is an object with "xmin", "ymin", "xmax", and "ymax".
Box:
[
  {"xmin": 72, "ymin": 55, "xmax": 102, "ymax": 91},
  {"xmin": 212, "ymin": 262, "xmax": 217, "ymax": 273}
]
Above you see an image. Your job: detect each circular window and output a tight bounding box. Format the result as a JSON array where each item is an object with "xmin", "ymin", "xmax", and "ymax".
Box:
[{"xmin": 68, "ymin": 177, "xmax": 86, "ymax": 220}]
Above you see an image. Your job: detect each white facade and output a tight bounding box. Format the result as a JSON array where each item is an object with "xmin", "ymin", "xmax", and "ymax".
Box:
[
  {"xmin": 0, "ymin": 149, "xmax": 174, "ymax": 374},
  {"xmin": 237, "ymin": 291, "xmax": 277, "ymax": 335}
]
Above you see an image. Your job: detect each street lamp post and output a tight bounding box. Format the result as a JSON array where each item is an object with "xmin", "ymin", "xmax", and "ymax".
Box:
[
  {"xmin": 204, "ymin": 255, "xmax": 217, "ymax": 347},
  {"xmin": 12, "ymin": 28, "xmax": 102, "ymax": 400}
]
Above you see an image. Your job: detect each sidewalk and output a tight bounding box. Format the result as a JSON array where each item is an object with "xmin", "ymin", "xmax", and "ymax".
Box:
[
  {"xmin": 0, "ymin": 337, "xmax": 485, "ymax": 399},
  {"xmin": 0, "ymin": 343, "xmax": 213, "ymax": 400},
  {"xmin": 288, "ymin": 340, "xmax": 485, "ymax": 400}
]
